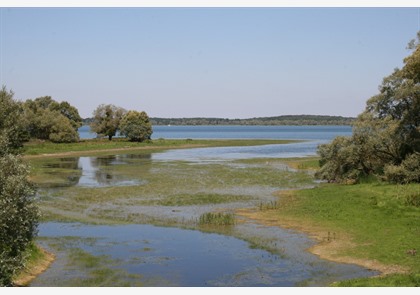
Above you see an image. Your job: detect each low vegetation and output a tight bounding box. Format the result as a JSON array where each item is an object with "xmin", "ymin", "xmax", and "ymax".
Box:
[{"xmin": 198, "ymin": 212, "xmax": 236, "ymax": 226}]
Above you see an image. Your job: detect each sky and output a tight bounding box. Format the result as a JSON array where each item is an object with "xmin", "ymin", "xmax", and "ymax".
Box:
[{"xmin": 1, "ymin": 4, "xmax": 419, "ymax": 119}]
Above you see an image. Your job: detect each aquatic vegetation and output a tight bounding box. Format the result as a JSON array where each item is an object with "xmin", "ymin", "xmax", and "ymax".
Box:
[
  {"xmin": 198, "ymin": 212, "xmax": 236, "ymax": 226},
  {"xmin": 140, "ymin": 193, "xmax": 252, "ymax": 206},
  {"xmin": 258, "ymin": 200, "xmax": 280, "ymax": 211},
  {"xmin": 30, "ymin": 152, "xmax": 316, "ymax": 227}
]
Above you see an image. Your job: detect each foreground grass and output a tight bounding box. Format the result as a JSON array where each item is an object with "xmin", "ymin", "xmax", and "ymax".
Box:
[{"xmin": 242, "ymin": 181, "xmax": 420, "ymax": 286}]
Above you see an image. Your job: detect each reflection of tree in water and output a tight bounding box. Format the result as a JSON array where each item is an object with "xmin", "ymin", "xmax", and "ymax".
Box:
[
  {"xmin": 42, "ymin": 157, "xmax": 82, "ymax": 187},
  {"xmin": 89, "ymin": 154, "xmax": 152, "ymax": 185},
  {"xmin": 43, "ymin": 157, "xmax": 80, "ymax": 169},
  {"xmin": 89, "ymin": 156, "xmax": 115, "ymax": 185},
  {"xmin": 121, "ymin": 153, "xmax": 152, "ymax": 160}
]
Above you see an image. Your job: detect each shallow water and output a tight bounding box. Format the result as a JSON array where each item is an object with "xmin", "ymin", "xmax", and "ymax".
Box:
[
  {"xmin": 76, "ymin": 156, "xmax": 146, "ymax": 187},
  {"xmin": 152, "ymin": 141, "xmax": 325, "ymax": 162},
  {"xmin": 32, "ymin": 222, "xmax": 378, "ymax": 287}
]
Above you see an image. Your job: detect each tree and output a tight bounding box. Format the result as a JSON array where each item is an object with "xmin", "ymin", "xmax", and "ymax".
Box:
[
  {"xmin": 317, "ymin": 34, "xmax": 420, "ymax": 184},
  {"xmin": 119, "ymin": 110, "xmax": 153, "ymax": 142},
  {"xmin": 0, "ymin": 86, "xmax": 29, "ymax": 153},
  {"xmin": 0, "ymin": 154, "xmax": 39, "ymax": 286},
  {"xmin": 90, "ymin": 104, "xmax": 126, "ymax": 140},
  {"xmin": 50, "ymin": 101, "xmax": 83, "ymax": 131},
  {"xmin": 22, "ymin": 96, "xmax": 82, "ymax": 143},
  {"xmin": 0, "ymin": 88, "xmax": 39, "ymax": 285},
  {"xmin": 49, "ymin": 115, "xmax": 80, "ymax": 143}
]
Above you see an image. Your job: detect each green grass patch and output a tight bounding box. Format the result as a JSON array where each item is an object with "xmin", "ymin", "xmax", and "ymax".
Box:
[
  {"xmin": 332, "ymin": 273, "xmax": 420, "ymax": 287},
  {"xmin": 12, "ymin": 242, "xmax": 53, "ymax": 286},
  {"xmin": 273, "ymin": 182, "xmax": 420, "ymax": 286}
]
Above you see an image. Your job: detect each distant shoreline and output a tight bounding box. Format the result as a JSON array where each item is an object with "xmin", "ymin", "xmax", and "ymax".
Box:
[{"xmin": 82, "ymin": 115, "xmax": 355, "ymax": 126}]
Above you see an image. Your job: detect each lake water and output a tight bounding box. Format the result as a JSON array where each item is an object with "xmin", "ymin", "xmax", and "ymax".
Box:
[{"xmin": 78, "ymin": 124, "xmax": 352, "ymax": 140}]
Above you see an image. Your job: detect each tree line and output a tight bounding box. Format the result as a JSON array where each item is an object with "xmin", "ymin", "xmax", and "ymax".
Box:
[
  {"xmin": 133, "ymin": 115, "xmax": 355, "ymax": 126},
  {"xmin": 0, "ymin": 91, "xmax": 153, "ymax": 150},
  {"xmin": 316, "ymin": 34, "xmax": 420, "ymax": 185}
]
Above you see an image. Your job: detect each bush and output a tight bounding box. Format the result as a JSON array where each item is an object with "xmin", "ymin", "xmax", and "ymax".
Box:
[
  {"xmin": 385, "ymin": 153, "xmax": 420, "ymax": 184},
  {"xmin": 0, "ymin": 154, "xmax": 39, "ymax": 286},
  {"xmin": 316, "ymin": 136, "xmax": 365, "ymax": 183}
]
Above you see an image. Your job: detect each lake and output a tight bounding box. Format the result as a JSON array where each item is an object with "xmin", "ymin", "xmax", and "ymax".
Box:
[{"xmin": 78, "ymin": 124, "xmax": 352, "ymax": 140}]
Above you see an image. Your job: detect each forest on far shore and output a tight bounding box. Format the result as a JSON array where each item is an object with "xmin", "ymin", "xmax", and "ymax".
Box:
[{"xmin": 83, "ymin": 115, "xmax": 355, "ymax": 126}]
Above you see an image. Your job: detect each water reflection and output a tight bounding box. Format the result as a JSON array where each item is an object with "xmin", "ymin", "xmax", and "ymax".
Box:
[
  {"xmin": 78, "ymin": 155, "xmax": 150, "ymax": 187},
  {"xmin": 42, "ymin": 157, "xmax": 82, "ymax": 187},
  {"xmin": 40, "ymin": 154, "xmax": 151, "ymax": 188}
]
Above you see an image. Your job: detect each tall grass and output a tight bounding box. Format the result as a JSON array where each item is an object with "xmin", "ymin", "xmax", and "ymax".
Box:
[{"xmin": 198, "ymin": 212, "xmax": 236, "ymax": 226}]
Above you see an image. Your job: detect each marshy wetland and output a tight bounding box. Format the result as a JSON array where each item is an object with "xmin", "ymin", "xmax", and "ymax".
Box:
[{"xmin": 26, "ymin": 134, "xmax": 381, "ymax": 287}]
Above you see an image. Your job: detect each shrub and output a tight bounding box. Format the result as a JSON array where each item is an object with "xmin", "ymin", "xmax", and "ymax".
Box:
[
  {"xmin": 385, "ymin": 153, "xmax": 420, "ymax": 184},
  {"xmin": 0, "ymin": 154, "xmax": 39, "ymax": 286}
]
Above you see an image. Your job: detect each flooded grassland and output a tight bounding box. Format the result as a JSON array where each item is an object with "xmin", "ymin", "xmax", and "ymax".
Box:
[{"xmin": 27, "ymin": 144, "xmax": 379, "ymax": 286}]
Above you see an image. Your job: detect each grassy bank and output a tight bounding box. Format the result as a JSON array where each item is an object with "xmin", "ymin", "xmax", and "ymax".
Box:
[
  {"xmin": 23, "ymin": 138, "xmax": 297, "ymax": 157},
  {"xmin": 238, "ymin": 180, "xmax": 420, "ymax": 286},
  {"xmin": 12, "ymin": 243, "xmax": 55, "ymax": 286}
]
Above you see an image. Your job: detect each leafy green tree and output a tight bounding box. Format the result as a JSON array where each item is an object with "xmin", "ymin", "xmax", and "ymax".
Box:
[
  {"xmin": 119, "ymin": 110, "xmax": 153, "ymax": 142},
  {"xmin": 384, "ymin": 152, "xmax": 420, "ymax": 184},
  {"xmin": 49, "ymin": 101, "xmax": 83, "ymax": 130},
  {"xmin": 22, "ymin": 96, "xmax": 81, "ymax": 143},
  {"xmin": 0, "ymin": 156, "xmax": 39, "ymax": 286},
  {"xmin": 90, "ymin": 104, "xmax": 126, "ymax": 140},
  {"xmin": 317, "ymin": 34, "xmax": 420, "ymax": 184},
  {"xmin": 0, "ymin": 86, "xmax": 30, "ymax": 153}
]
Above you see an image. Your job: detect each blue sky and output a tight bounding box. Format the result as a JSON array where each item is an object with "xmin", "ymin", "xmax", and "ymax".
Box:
[{"xmin": 1, "ymin": 7, "xmax": 419, "ymax": 119}]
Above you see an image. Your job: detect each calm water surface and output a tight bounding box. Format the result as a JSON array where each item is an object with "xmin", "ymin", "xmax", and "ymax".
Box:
[
  {"xmin": 78, "ymin": 125, "xmax": 352, "ymax": 140},
  {"xmin": 33, "ymin": 222, "xmax": 377, "ymax": 287}
]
